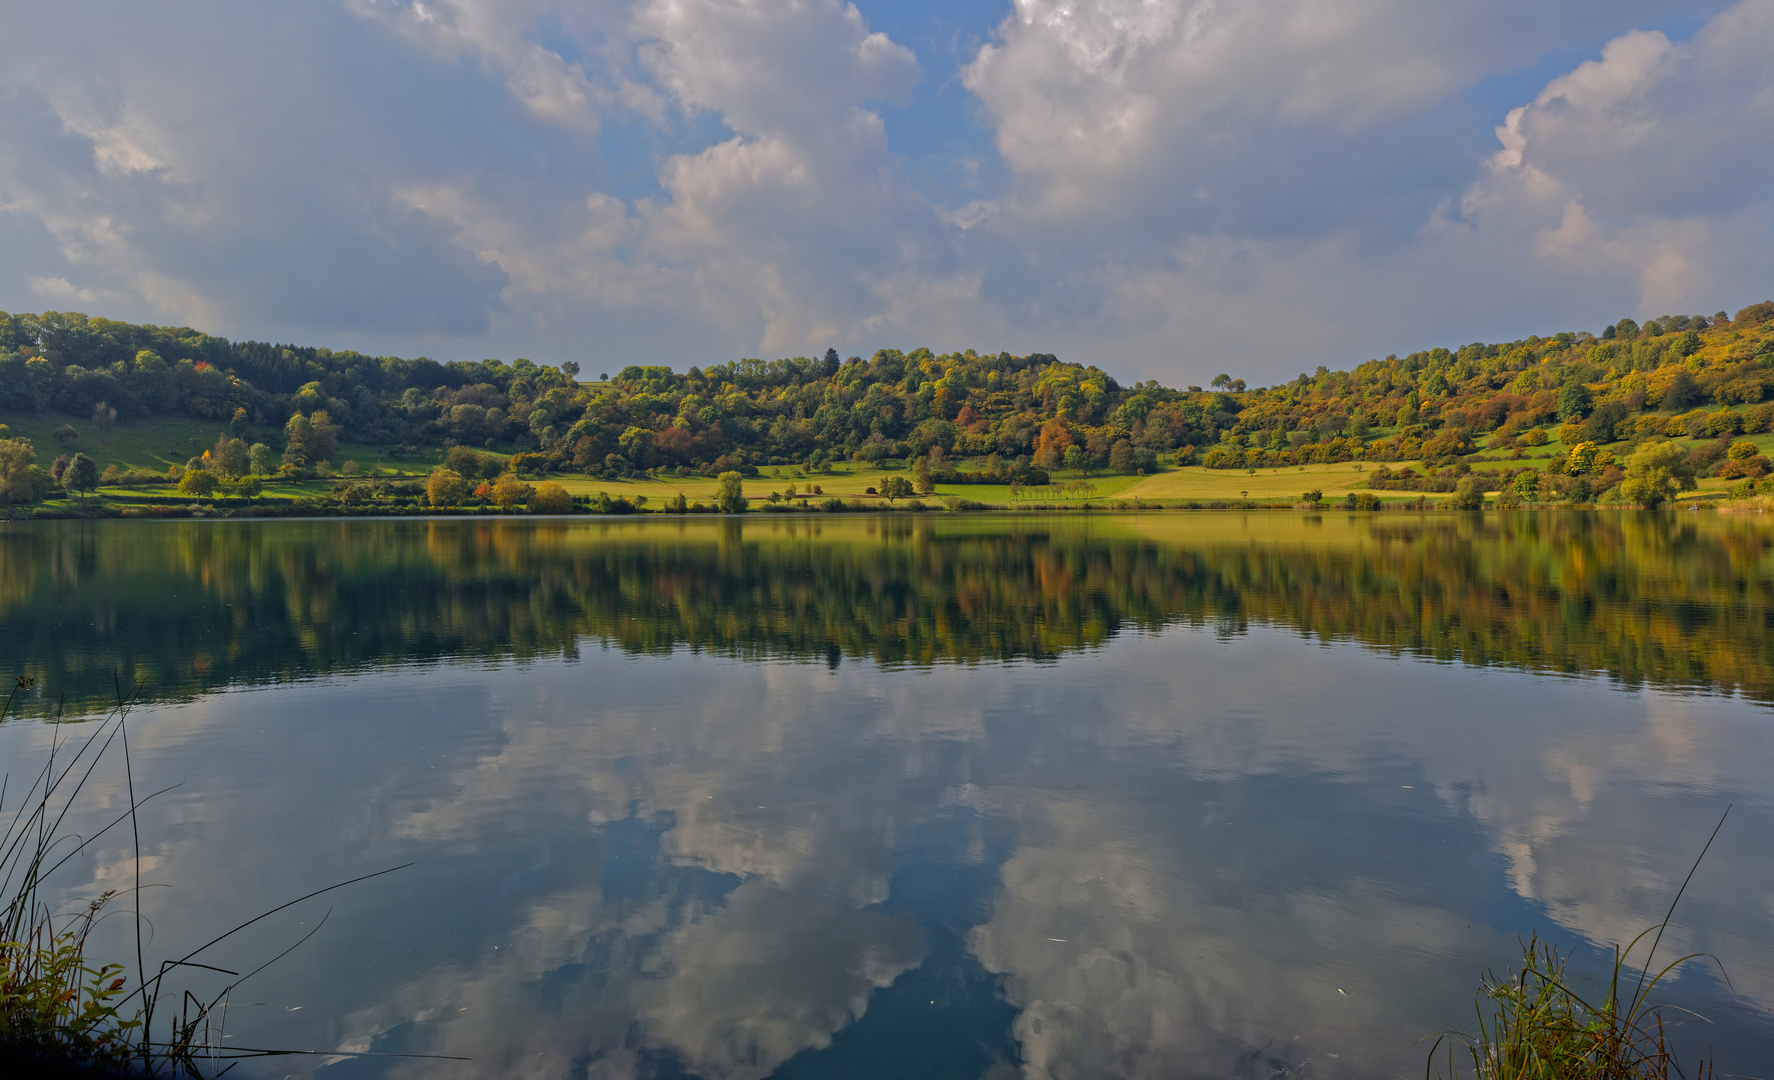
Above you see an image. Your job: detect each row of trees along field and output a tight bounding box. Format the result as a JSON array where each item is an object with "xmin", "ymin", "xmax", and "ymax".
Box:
[{"xmin": 0, "ymin": 302, "xmax": 1771, "ymax": 486}]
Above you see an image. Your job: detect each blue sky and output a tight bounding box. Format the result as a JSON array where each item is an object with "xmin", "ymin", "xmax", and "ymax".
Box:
[{"xmin": 2, "ymin": 0, "xmax": 1770, "ymax": 385}]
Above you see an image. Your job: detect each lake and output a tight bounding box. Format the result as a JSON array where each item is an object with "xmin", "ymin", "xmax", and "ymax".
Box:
[{"xmin": 3, "ymin": 512, "xmax": 1773, "ymax": 1078}]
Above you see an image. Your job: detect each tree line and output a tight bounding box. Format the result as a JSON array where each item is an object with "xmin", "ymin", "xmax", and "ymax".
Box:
[{"xmin": 2, "ymin": 303, "xmax": 1771, "ymax": 496}]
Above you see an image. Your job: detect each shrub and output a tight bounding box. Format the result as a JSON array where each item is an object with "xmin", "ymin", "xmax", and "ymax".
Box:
[
  {"xmin": 1703, "ymin": 410, "xmax": 1744, "ymax": 437},
  {"xmin": 531, "ymin": 481, "xmax": 572, "ymax": 514}
]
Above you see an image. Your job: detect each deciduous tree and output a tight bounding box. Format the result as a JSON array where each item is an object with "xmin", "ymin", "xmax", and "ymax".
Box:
[
  {"xmin": 427, "ymin": 468, "xmax": 468, "ymax": 507},
  {"xmin": 62, "ymin": 453, "xmax": 98, "ymax": 499},
  {"xmin": 716, "ymin": 471, "xmax": 748, "ymax": 513},
  {"xmin": 0, "ymin": 437, "xmax": 35, "ymax": 518}
]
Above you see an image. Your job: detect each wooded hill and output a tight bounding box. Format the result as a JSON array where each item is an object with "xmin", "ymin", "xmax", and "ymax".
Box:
[{"xmin": 2, "ymin": 302, "xmax": 1772, "ymax": 482}]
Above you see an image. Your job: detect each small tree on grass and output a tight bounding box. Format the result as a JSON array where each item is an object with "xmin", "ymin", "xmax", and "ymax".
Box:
[
  {"xmin": 716, "ymin": 471, "xmax": 748, "ymax": 513},
  {"xmin": 177, "ymin": 468, "xmax": 219, "ymax": 501},
  {"xmin": 1620, "ymin": 441, "xmax": 1697, "ymax": 508},
  {"xmin": 62, "ymin": 453, "xmax": 99, "ymax": 501},
  {"xmin": 491, "ymin": 473, "xmax": 534, "ymax": 511},
  {"xmin": 0, "ymin": 437, "xmax": 35, "ymax": 519},
  {"xmin": 427, "ymin": 467, "xmax": 468, "ymax": 507},
  {"xmin": 881, "ymin": 475, "xmax": 914, "ymax": 503}
]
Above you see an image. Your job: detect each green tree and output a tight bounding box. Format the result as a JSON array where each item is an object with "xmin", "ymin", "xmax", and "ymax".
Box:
[
  {"xmin": 62, "ymin": 453, "xmax": 99, "ymax": 500},
  {"xmin": 716, "ymin": 471, "xmax": 748, "ymax": 513},
  {"xmin": 1557, "ymin": 381, "xmax": 1592, "ymax": 420},
  {"xmin": 881, "ymin": 475, "xmax": 914, "ymax": 502},
  {"xmin": 1512, "ymin": 471, "xmax": 1541, "ymax": 502},
  {"xmin": 213, "ymin": 435, "xmax": 250, "ymax": 478},
  {"xmin": 1619, "ymin": 442, "xmax": 1696, "ymax": 508},
  {"xmin": 913, "ymin": 457, "xmax": 935, "ymax": 495},
  {"xmin": 52, "ymin": 424, "xmax": 78, "ymax": 448},
  {"xmin": 310, "ymin": 410, "xmax": 341, "ymax": 461},
  {"xmin": 177, "ymin": 469, "xmax": 220, "ymax": 500},
  {"xmin": 1451, "ymin": 478, "xmax": 1485, "ymax": 510},
  {"xmin": 230, "ymin": 407, "xmax": 251, "ymax": 439},
  {"xmin": 283, "ymin": 413, "xmax": 315, "ymax": 466},
  {"xmin": 0, "ymin": 437, "xmax": 35, "ymax": 518},
  {"xmin": 248, "ymin": 443, "xmax": 276, "ymax": 476},
  {"xmin": 445, "ymin": 445, "xmax": 492, "ymax": 479}
]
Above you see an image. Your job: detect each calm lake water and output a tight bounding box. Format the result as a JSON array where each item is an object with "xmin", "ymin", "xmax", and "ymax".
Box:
[{"xmin": 3, "ymin": 513, "xmax": 1774, "ymax": 1078}]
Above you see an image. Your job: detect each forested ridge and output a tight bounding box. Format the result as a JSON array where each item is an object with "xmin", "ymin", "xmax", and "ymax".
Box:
[{"xmin": 2, "ymin": 302, "xmax": 1773, "ymax": 482}]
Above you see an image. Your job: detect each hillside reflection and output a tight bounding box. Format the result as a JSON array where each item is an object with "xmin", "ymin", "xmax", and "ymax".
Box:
[{"xmin": 4, "ymin": 512, "xmax": 1774, "ymax": 713}]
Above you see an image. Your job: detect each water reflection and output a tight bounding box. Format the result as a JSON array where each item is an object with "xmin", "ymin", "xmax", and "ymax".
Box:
[
  {"xmin": 6, "ymin": 512, "xmax": 1774, "ymax": 712},
  {"xmin": 2, "ymin": 515, "xmax": 1772, "ymax": 1077}
]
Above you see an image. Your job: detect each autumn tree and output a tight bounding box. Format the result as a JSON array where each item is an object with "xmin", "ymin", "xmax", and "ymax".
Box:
[
  {"xmin": 532, "ymin": 482, "xmax": 572, "ymax": 514},
  {"xmin": 427, "ymin": 467, "xmax": 468, "ymax": 507},
  {"xmin": 0, "ymin": 437, "xmax": 35, "ymax": 518},
  {"xmin": 491, "ymin": 473, "xmax": 534, "ymax": 511}
]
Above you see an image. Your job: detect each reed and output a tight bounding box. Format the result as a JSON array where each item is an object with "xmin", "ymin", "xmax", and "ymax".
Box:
[
  {"xmin": 0, "ymin": 682, "xmax": 425, "ymax": 1076},
  {"xmin": 1429, "ymin": 809, "xmax": 1731, "ymax": 1079}
]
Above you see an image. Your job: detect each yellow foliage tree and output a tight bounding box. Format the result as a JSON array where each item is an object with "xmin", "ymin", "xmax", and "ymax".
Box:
[
  {"xmin": 491, "ymin": 473, "xmax": 534, "ymax": 511},
  {"xmin": 532, "ymin": 482, "xmax": 572, "ymax": 514}
]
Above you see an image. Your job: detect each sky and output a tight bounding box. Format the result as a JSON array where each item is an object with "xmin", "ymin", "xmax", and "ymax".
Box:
[{"xmin": 1, "ymin": 0, "xmax": 1771, "ymax": 386}]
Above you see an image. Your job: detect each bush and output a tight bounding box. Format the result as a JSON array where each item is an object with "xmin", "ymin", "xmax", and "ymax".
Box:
[
  {"xmin": 1450, "ymin": 478, "xmax": 1485, "ymax": 510},
  {"xmin": 510, "ymin": 452, "xmax": 551, "ymax": 476},
  {"xmin": 1703, "ymin": 410, "xmax": 1744, "ymax": 437},
  {"xmin": 1344, "ymin": 492, "xmax": 1382, "ymax": 511},
  {"xmin": 531, "ymin": 481, "xmax": 572, "ymax": 514}
]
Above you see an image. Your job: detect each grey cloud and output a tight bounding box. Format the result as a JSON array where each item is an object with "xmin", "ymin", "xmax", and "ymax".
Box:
[{"xmin": 3, "ymin": 0, "xmax": 1772, "ymax": 383}]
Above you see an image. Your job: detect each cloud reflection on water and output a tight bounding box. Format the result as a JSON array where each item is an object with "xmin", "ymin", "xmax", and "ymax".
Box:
[{"xmin": 8, "ymin": 619, "xmax": 1771, "ymax": 1079}]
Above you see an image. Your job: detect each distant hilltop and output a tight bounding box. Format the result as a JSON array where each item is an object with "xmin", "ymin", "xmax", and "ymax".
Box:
[{"xmin": 1, "ymin": 303, "xmax": 1771, "ymax": 479}]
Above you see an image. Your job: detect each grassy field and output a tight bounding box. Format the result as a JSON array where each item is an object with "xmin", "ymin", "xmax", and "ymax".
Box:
[
  {"xmin": 0, "ymin": 411, "xmax": 445, "ymax": 476},
  {"xmin": 8, "ymin": 407, "xmax": 1768, "ymax": 510}
]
